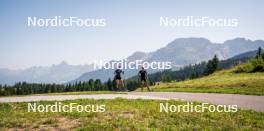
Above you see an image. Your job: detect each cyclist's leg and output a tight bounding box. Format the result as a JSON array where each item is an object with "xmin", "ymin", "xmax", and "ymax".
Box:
[
  {"xmin": 141, "ymin": 81, "xmax": 144, "ymax": 92},
  {"xmin": 143, "ymin": 79, "xmax": 150, "ymax": 91},
  {"xmin": 116, "ymin": 80, "xmax": 120, "ymax": 89},
  {"xmin": 146, "ymin": 82, "xmax": 150, "ymax": 91},
  {"xmin": 119, "ymin": 79, "xmax": 124, "ymax": 91}
]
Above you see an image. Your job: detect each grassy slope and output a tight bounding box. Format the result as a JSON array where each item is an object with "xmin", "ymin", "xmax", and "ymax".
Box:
[
  {"xmin": 150, "ymin": 68, "xmax": 264, "ymax": 95},
  {"xmin": 0, "ymin": 99, "xmax": 263, "ymax": 130}
]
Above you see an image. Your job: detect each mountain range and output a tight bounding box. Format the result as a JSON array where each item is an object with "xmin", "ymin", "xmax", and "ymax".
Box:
[
  {"xmin": 1, "ymin": 37, "xmax": 263, "ymax": 85},
  {"xmin": 0, "ymin": 61, "xmax": 94, "ymax": 85},
  {"xmin": 73, "ymin": 37, "xmax": 264, "ymax": 82}
]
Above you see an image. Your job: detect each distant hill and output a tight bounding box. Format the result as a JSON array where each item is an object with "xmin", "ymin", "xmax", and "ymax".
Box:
[
  {"xmin": 230, "ymin": 50, "xmax": 258, "ymax": 59},
  {"xmin": 73, "ymin": 38, "xmax": 264, "ymax": 82},
  {"xmin": 0, "ymin": 61, "xmax": 94, "ymax": 85},
  {"xmin": 218, "ymin": 50, "xmax": 258, "ymax": 69}
]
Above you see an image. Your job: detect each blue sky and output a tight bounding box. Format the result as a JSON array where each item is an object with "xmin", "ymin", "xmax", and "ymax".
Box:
[{"xmin": 0, "ymin": 0, "xmax": 263, "ymax": 69}]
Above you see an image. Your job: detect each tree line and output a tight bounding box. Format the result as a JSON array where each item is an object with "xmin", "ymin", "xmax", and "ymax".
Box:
[
  {"xmin": 0, "ymin": 77, "xmax": 148, "ymax": 96},
  {"xmin": 0, "ymin": 79, "xmax": 114, "ymax": 96}
]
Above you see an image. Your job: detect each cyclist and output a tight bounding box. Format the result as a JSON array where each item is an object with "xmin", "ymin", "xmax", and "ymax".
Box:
[{"xmin": 138, "ymin": 67, "xmax": 150, "ymax": 92}]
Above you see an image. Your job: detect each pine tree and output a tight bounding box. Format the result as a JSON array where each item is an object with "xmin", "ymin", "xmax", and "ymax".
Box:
[
  {"xmin": 204, "ymin": 55, "xmax": 219, "ymax": 75},
  {"xmin": 88, "ymin": 79, "xmax": 94, "ymax": 91},
  {"xmin": 94, "ymin": 79, "xmax": 101, "ymax": 91},
  {"xmin": 256, "ymin": 47, "xmax": 262, "ymax": 58},
  {"xmin": 106, "ymin": 78, "xmax": 113, "ymax": 91}
]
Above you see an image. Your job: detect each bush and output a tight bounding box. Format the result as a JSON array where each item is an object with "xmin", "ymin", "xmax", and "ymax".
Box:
[
  {"xmin": 251, "ymin": 58, "xmax": 264, "ymax": 72},
  {"xmin": 235, "ymin": 58, "xmax": 264, "ymax": 73}
]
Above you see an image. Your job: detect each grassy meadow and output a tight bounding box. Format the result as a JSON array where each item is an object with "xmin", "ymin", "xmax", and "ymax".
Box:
[
  {"xmin": 149, "ymin": 68, "xmax": 264, "ymax": 95},
  {"xmin": 0, "ymin": 98, "xmax": 264, "ymax": 130}
]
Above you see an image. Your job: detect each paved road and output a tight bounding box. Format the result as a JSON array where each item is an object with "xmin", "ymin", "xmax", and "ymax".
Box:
[
  {"xmin": 0, "ymin": 92, "xmax": 263, "ymax": 112},
  {"xmin": 130, "ymin": 92, "xmax": 264, "ymax": 112}
]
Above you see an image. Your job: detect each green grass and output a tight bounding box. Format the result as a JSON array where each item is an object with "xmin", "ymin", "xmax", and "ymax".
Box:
[
  {"xmin": 149, "ymin": 68, "xmax": 264, "ymax": 95},
  {"xmin": 0, "ymin": 99, "xmax": 263, "ymax": 130}
]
